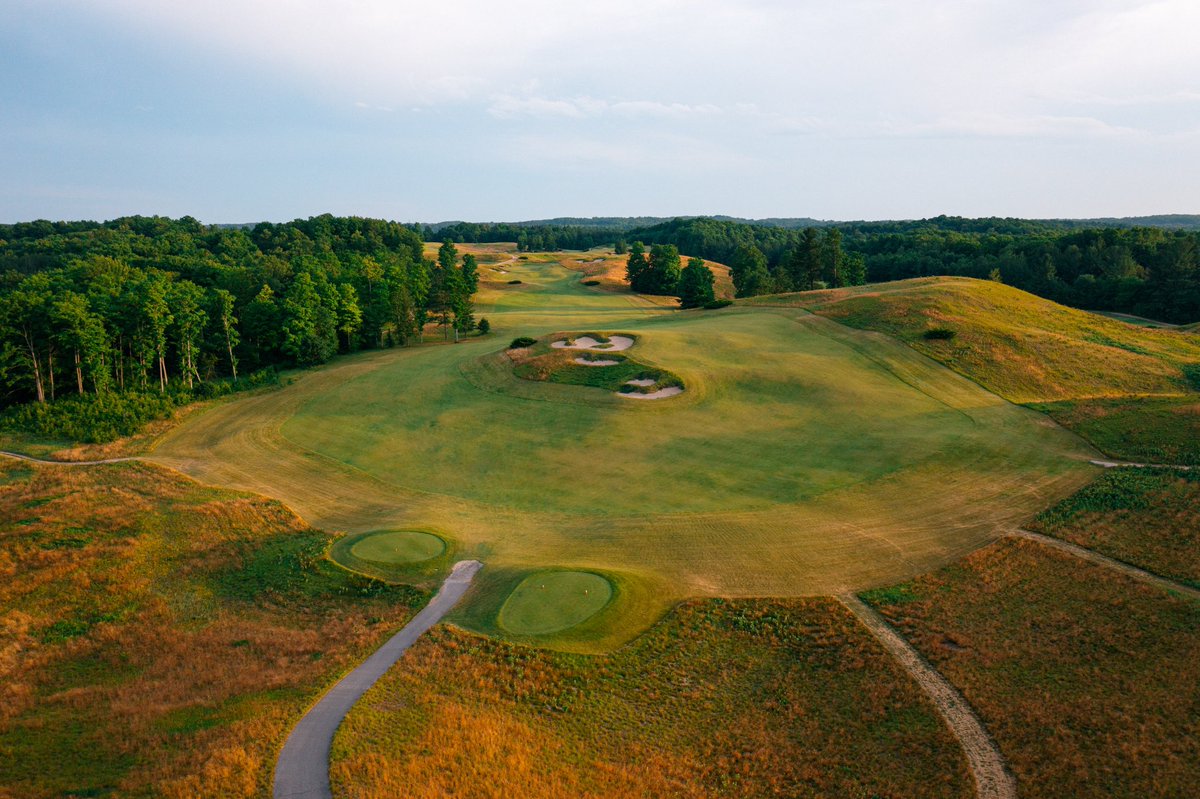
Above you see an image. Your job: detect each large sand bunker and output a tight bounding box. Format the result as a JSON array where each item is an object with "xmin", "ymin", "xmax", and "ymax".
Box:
[
  {"xmin": 552, "ymin": 335, "xmax": 634, "ymax": 352},
  {"xmin": 575, "ymin": 357, "xmax": 620, "ymax": 366}
]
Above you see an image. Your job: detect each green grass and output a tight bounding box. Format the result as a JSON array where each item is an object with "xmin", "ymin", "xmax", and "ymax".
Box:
[
  {"xmin": 498, "ymin": 571, "xmax": 614, "ymax": 635},
  {"xmin": 349, "ymin": 530, "xmax": 446, "ymax": 564},
  {"xmin": 1029, "ymin": 395, "xmax": 1200, "ymax": 465},
  {"xmin": 1030, "ymin": 467, "xmax": 1200, "ymax": 586},
  {"xmin": 862, "ymin": 536, "xmax": 1200, "ymax": 799},
  {"xmin": 150, "ymin": 260, "xmax": 1098, "ymax": 648}
]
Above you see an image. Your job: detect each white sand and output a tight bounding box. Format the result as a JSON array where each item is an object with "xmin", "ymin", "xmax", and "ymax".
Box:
[
  {"xmin": 619, "ymin": 386, "xmax": 683, "ymax": 400},
  {"xmin": 624, "ymin": 378, "xmax": 656, "ymax": 387},
  {"xmin": 551, "ymin": 335, "xmax": 635, "ymax": 352},
  {"xmin": 574, "ymin": 358, "xmax": 619, "ymax": 366}
]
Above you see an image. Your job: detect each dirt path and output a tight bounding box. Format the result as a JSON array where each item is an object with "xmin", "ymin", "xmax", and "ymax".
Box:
[
  {"xmin": 1090, "ymin": 459, "xmax": 1193, "ymax": 471},
  {"xmin": 273, "ymin": 560, "xmax": 483, "ymax": 799},
  {"xmin": 0, "ymin": 450, "xmax": 139, "ymax": 466},
  {"xmin": 839, "ymin": 594, "xmax": 1016, "ymax": 799},
  {"xmin": 1012, "ymin": 529, "xmax": 1200, "ymax": 601}
]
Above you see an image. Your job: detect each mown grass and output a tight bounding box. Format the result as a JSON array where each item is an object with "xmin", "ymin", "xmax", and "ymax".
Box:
[
  {"xmin": 498, "ymin": 571, "xmax": 613, "ymax": 635},
  {"xmin": 0, "ymin": 458, "xmax": 425, "ymax": 798},
  {"xmin": 862, "ymin": 536, "xmax": 1200, "ymax": 799},
  {"xmin": 1030, "ymin": 467, "xmax": 1200, "ymax": 586},
  {"xmin": 328, "ymin": 528, "xmax": 458, "ymax": 589},
  {"xmin": 331, "ymin": 599, "xmax": 972, "ymax": 799}
]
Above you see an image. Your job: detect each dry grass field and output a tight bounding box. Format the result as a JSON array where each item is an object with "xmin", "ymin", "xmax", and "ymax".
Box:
[
  {"xmin": 330, "ymin": 599, "xmax": 973, "ymax": 799},
  {"xmin": 863, "ymin": 536, "xmax": 1200, "ymax": 798},
  {"xmin": 0, "ymin": 458, "xmax": 423, "ymax": 798}
]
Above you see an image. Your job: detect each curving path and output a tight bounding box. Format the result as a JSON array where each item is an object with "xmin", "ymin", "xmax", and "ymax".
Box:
[
  {"xmin": 0, "ymin": 450, "xmax": 138, "ymax": 466},
  {"xmin": 1013, "ymin": 529, "xmax": 1200, "ymax": 601},
  {"xmin": 273, "ymin": 560, "xmax": 483, "ymax": 799},
  {"xmin": 839, "ymin": 594, "xmax": 1016, "ymax": 799}
]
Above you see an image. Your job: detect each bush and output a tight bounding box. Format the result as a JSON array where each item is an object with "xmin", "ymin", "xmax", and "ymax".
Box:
[
  {"xmin": 583, "ymin": 279, "xmax": 601, "ymax": 286},
  {"xmin": 477, "ymin": 318, "xmax": 491, "ymax": 335},
  {"xmin": 0, "ymin": 391, "xmax": 178, "ymax": 443},
  {"xmin": 509, "ymin": 336, "xmax": 537, "ymax": 349},
  {"xmin": 508, "ymin": 279, "xmax": 523, "ymax": 285},
  {"xmin": 703, "ymin": 299, "xmax": 733, "ymax": 310},
  {"xmin": 923, "ymin": 327, "xmax": 957, "ymax": 340}
]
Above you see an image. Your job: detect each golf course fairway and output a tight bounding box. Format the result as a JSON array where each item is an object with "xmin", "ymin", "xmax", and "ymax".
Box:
[{"xmin": 149, "ymin": 249, "xmax": 1101, "ymax": 649}]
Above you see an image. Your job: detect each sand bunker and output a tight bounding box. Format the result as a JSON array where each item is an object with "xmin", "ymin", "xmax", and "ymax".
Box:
[
  {"xmin": 551, "ymin": 335, "xmax": 634, "ymax": 352},
  {"xmin": 620, "ymin": 386, "xmax": 684, "ymax": 400},
  {"xmin": 575, "ymin": 357, "xmax": 620, "ymax": 366},
  {"xmin": 625, "ymin": 378, "xmax": 656, "ymax": 387}
]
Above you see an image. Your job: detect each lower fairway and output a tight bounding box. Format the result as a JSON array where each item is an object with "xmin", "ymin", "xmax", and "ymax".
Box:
[
  {"xmin": 350, "ymin": 531, "xmax": 446, "ymax": 564},
  {"xmin": 330, "ymin": 599, "xmax": 973, "ymax": 799},
  {"xmin": 863, "ymin": 536, "xmax": 1200, "ymax": 798},
  {"xmin": 499, "ymin": 571, "xmax": 613, "ymax": 635},
  {"xmin": 149, "ymin": 255, "xmax": 1101, "ymax": 647}
]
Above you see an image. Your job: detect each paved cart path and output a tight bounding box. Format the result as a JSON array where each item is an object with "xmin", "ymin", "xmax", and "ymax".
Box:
[{"xmin": 273, "ymin": 560, "xmax": 483, "ymax": 799}]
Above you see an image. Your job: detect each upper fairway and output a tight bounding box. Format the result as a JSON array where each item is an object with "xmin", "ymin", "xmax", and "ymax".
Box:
[{"xmin": 150, "ymin": 251, "xmax": 1099, "ymax": 645}]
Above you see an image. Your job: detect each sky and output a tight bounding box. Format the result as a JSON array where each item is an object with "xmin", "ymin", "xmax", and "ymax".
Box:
[{"xmin": 3, "ymin": 0, "xmax": 1199, "ymax": 223}]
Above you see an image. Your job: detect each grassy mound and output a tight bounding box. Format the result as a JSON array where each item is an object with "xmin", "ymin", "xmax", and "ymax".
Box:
[
  {"xmin": 863, "ymin": 536, "xmax": 1200, "ymax": 799},
  {"xmin": 509, "ymin": 331, "xmax": 683, "ymax": 395},
  {"xmin": 332, "ymin": 599, "xmax": 972, "ymax": 799},
  {"xmin": 498, "ymin": 571, "xmax": 614, "ymax": 635},
  {"xmin": 349, "ymin": 530, "xmax": 446, "ymax": 565},
  {"xmin": 752, "ymin": 277, "xmax": 1200, "ymax": 403}
]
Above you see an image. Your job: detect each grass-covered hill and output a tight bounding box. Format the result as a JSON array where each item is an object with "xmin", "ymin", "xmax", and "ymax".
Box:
[{"xmin": 748, "ymin": 277, "xmax": 1200, "ymax": 464}]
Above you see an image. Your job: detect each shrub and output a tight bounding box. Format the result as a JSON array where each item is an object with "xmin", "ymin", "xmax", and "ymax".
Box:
[
  {"xmin": 583, "ymin": 280, "xmax": 601, "ymax": 286},
  {"xmin": 508, "ymin": 279, "xmax": 523, "ymax": 285},
  {"xmin": 923, "ymin": 327, "xmax": 957, "ymax": 340},
  {"xmin": 509, "ymin": 336, "xmax": 537, "ymax": 349},
  {"xmin": 703, "ymin": 299, "xmax": 733, "ymax": 310},
  {"xmin": 477, "ymin": 318, "xmax": 491, "ymax": 335}
]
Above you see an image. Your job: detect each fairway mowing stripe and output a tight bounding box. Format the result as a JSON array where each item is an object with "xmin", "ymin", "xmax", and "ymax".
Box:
[
  {"xmin": 840, "ymin": 593, "xmax": 1016, "ymax": 799},
  {"xmin": 1012, "ymin": 530, "xmax": 1200, "ymax": 601}
]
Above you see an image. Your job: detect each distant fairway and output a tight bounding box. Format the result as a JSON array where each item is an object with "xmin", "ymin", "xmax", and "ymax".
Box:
[
  {"xmin": 499, "ymin": 571, "xmax": 613, "ymax": 635},
  {"xmin": 150, "ymin": 248, "xmax": 1100, "ymax": 648},
  {"xmin": 350, "ymin": 531, "xmax": 446, "ymax": 564}
]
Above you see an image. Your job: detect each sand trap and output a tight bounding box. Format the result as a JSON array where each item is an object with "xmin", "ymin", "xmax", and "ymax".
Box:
[
  {"xmin": 620, "ymin": 386, "xmax": 684, "ymax": 400},
  {"xmin": 575, "ymin": 357, "xmax": 619, "ymax": 366},
  {"xmin": 551, "ymin": 335, "xmax": 634, "ymax": 352},
  {"xmin": 625, "ymin": 378, "xmax": 656, "ymax": 387}
]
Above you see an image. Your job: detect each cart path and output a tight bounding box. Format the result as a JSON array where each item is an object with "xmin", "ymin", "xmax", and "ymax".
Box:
[
  {"xmin": 273, "ymin": 560, "xmax": 483, "ymax": 799},
  {"xmin": 839, "ymin": 593, "xmax": 1016, "ymax": 799},
  {"xmin": 1012, "ymin": 529, "xmax": 1200, "ymax": 601}
]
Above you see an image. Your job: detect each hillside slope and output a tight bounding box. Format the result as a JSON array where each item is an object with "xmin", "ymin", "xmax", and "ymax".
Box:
[{"xmin": 746, "ymin": 277, "xmax": 1200, "ymax": 462}]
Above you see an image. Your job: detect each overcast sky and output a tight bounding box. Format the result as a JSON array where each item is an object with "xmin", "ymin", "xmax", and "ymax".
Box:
[{"xmin": 3, "ymin": 0, "xmax": 1199, "ymax": 223}]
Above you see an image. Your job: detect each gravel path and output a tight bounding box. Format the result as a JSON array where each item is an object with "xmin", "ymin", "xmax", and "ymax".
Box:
[
  {"xmin": 1090, "ymin": 459, "xmax": 1193, "ymax": 471},
  {"xmin": 839, "ymin": 594, "xmax": 1016, "ymax": 799},
  {"xmin": 0, "ymin": 450, "xmax": 138, "ymax": 466},
  {"xmin": 273, "ymin": 560, "xmax": 483, "ymax": 799},
  {"xmin": 1012, "ymin": 529, "xmax": 1200, "ymax": 601}
]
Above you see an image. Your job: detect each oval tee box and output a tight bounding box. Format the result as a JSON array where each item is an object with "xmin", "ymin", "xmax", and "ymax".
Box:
[{"xmin": 348, "ymin": 530, "xmax": 446, "ymax": 565}]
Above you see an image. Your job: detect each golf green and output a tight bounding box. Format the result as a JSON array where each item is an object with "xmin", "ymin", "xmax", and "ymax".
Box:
[
  {"xmin": 348, "ymin": 531, "xmax": 446, "ymax": 564},
  {"xmin": 499, "ymin": 571, "xmax": 614, "ymax": 635}
]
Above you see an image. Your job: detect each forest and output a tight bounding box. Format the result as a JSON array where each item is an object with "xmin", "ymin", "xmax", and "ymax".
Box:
[
  {"xmin": 0, "ymin": 216, "xmax": 479, "ymax": 440},
  {"xmin": 625, "ymin": 217, "xmax": 1200, "ymax": 323}
]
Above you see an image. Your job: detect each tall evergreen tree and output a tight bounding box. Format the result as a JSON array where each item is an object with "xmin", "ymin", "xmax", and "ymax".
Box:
[{"xmin": 677, "ymin": 257, "xmax": 716, "ymax": 308}]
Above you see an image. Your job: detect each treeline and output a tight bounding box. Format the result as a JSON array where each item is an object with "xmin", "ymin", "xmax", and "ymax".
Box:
[
  {"xmin": 0, "ymin": 216, "xmax": 481, "ymax": 437},
  {"xmin": 429, "ymin": 222, "xmax": 616, "ymax": 252},
  {"xmin": 624, "ymin": 218, "xmax": 1200, "ymax": 322}
]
